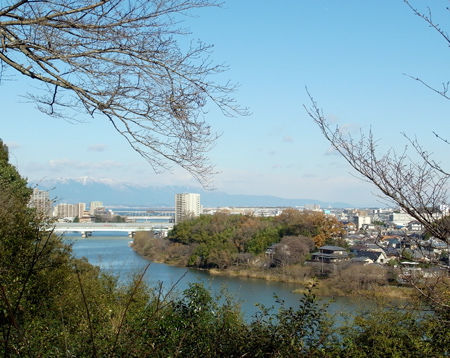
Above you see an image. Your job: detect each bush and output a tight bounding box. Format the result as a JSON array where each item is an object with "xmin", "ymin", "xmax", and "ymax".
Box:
[{"xmin": 1, "ymin": 141, "xmax": 448, "ymax": 357}]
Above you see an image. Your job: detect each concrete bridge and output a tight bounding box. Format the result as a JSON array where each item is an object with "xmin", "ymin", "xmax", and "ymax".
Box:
[
  {"xmin": 125, "ymin": 215, "xmax": 174, "ymax": 222},
  {"xmin": 54, "ymin": 222, "xmax": 174, "ymax": 238}
]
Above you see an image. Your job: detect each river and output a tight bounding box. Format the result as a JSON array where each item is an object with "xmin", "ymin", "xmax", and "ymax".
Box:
[{"xmin": 68, "ymin": 233, "xmax": 376, "ymax": 320}]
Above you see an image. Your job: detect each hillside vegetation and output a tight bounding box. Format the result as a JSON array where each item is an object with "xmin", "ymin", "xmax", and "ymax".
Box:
[
  {"xmin": 135, "ymin": 209, "xmax": 344, "ymax": 268},
  {"xmin": 1, "ymin": 141, "xmax": 448, "ymax": 357}
]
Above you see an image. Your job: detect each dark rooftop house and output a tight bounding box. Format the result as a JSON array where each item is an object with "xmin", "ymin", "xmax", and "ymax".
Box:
[
  {"xmin": 319, "ymin": 245, "xmax": 347, "ymax": 253},
  {"xmin": 355, "ymin": 250, "xmax": 388, "ymax": 264},
  {"xmin": 351, "ymin": 256, "xmax": 374, "ymax": 264},
  {"xmin": 384, "ymin": 238, "xmax": 401, "ymax": 248},
  {"xmin": 385, "ymin": 247, "xmax": 400, "ymax": 258},
  {"xmin": 311, "ymin": 245, "xmax": 349, "ymax": 263},
  {"xmin": 350, "ymin": 244, "xmax": 383, "ymax": 254}
]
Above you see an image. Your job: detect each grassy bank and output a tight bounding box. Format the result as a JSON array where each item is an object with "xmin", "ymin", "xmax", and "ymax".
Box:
[
  {"xmin": 208, "ymin": 266, "xmax": 414, "ymax": 300},
  {"xmin": 132, "ymin": 235, "xmax": 413, "ymax": 301}
]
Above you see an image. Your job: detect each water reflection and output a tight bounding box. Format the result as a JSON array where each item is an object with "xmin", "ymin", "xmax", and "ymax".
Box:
[{"xmin": 68, "ymin": 234, "xmax": 376, "ymax": 320}]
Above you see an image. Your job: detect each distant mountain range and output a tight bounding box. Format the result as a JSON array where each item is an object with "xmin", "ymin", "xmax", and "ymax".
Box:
[{"xmin": 32, "ymin": 177, "xmax": 353, "ymax": 208}]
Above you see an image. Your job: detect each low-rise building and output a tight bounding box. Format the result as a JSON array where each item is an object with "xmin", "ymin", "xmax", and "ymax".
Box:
[
  {"xmin": 354, "ymin": 250, "xmax": 388, "ymax": 264},
  {"xmin": 390, "ymin": 211, "xmax": 415, "ymax": 227},
  {"xmin": 311, "ymin": 245, "xmax": 349, "ymax": 263}
]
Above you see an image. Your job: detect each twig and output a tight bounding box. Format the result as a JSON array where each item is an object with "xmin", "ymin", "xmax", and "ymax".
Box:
[
  {"xmin": 76, "ymin": 269, "xmax": 98, "ymax": 358},
  {"xmin": 112, "ymin": 263, "xmax": 151, "ymax": 352}
]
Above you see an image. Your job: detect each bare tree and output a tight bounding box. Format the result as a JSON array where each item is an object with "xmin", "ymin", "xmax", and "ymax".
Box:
[
  {"xmin": 305, "ymin": 93, "xmax": 449, "ymax": 242},
  {"xmin": 273, "ymin": 235, "xmax": 314, "ymax": 267},
  {"xmin": 305, "ymin": 0, "xmax": 449, "ymax": 243},
  {"xmin": 0, "ymin": 0, "xmax": 246, "ymax": 185},
  {"xmin": 306, "ymin": 1, "xmax": 449, "ymax": 312}
]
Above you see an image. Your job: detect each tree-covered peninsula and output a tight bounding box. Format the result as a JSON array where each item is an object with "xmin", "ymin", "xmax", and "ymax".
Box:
[
  {"xmin": 133, "ymin": 211, "xmax": 407, "ymax": 299},
  {"xmin": 1, "ymin": 141, "xmax": 448, "ymax": 356},
  {"xmin": 134, "ymin": 209, "xmax": 345, "ymax": 268}
]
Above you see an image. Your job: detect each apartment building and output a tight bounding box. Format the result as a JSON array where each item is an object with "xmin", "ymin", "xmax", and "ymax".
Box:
[{"xmin": 175, "ymin": 193, "xmax": 201, "ymax": 223}]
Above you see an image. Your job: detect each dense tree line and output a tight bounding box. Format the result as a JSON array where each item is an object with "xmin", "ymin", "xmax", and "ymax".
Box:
[
  {"xmin": 161, "ymin": 209, "xmax": 344, "ymax": 269},
  {"xmin": 1, "ymin": 141, "xmax": 448, "ymax": 357}
]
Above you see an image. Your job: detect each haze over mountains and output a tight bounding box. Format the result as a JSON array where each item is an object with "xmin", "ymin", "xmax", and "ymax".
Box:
[{"xmin": 33, "ymin": 177, "xmax": 353, "ymax": 208}]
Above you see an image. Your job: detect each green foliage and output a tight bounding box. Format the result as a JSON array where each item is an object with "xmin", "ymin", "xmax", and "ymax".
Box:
[
  {"xmin": 0, "ymin": 140, "xmax": 74, "ymax": 355},
  {"xmin": 372, "ymin": 220, "xmax": 387, "ymax": 227},
  {"xmin": 112, "ymin": 215, "xmax": 126, "ymax": 223},
  {"xmin": 0, "ymin": 140, "xmax": 8, "ymax": 162},
  {"xmin": 247, "ymin": 286, "xmax": 335, "ymax": 357},
  {"xmin": 165, "ymin": 209, "xmax": 346, "ymax": 268},
  {"xmin": 245, "ymin": 225, "xmax": 280, "ymax": 254},
  {"xmin": 93, "ymin": 213, "xmax": 126, "ymax": 223},
  {"xmin": 0, "ymin": 142, "xmax": 31, "ymax": 206},
  {"xmin": 334, "ymin": 309, "xmax": 449, "ymax": 357},
  {"xmin": 401, "ymin": 249, "xmax": 414, "ymax": 261},
  {"xmin": 168, "ymin": 213, "xmax": 282, "ymax": 268},
  {"xmin": 1, "ymin": 141, "xmax": 448, "ymax": 357}
]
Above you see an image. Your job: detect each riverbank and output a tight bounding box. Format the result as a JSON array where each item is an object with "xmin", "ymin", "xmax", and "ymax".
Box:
[
  {"xmin": 207, "ymin": 266, "xmax": 414, "ymax": 300},
  {"xmin": 132, "ymin": 241, "xmax": 414, "ymax": 301}
]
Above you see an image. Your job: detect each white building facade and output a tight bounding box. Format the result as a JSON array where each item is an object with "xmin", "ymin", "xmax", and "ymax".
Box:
[
  {"xmin": 355, "ymin": 215, "xmax": 371, "ymax": 230},
  {"xmin": 53, "ymin": 203, "xmax": 77, "ymax": 218},
  {"xmin": 89, "ymin": 201, "xmax": 103, "ymax": 215},
  {"xmin": 29, "ymin": 188, "xmax": 52, "ymax": 215},
  {"xmin": 175, "ymin": 193, "xmax": 201, "ymax": 223},
  {"xmin": 75, "ymin": 202, "xmax": 86, "ymax": 218},
  {"xmin": 390, "ymin": 211, "xmax": 415, "ymax": 227}
]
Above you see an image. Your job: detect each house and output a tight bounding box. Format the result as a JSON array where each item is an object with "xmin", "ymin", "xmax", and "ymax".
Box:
[
  {"xmin": 350, "ymin": 243, "xmax": 384, "ymax": 254},
  {"xmin": 351, "ymin": 256, "xmax": 374, "ymax": 265},
  {"xmin": 420, "ymin": 238, "xmax": 448, "ymax": 255},
  {"xmin": 354, "ymin": 250, "xmax": 388, "ymax": 264},
  {"xmin": 385, "ymin": 246, "xmax": 400, "ymax": 259},
  {"xmin": 407, "ymin": 221, "xmax": 423, "ymax": 231},
  {"xmin": 311, "ymin": 245, "xmax": 349, "ymax": 263},
  {"xmin": 265, "ymin": 244, "xmax": 277, "ymax": 255},
  {"xmin": 383, "ymin": 237, "xmax": 402, "ymax": 249},
  {"xmin": 343, "ymin": 222, "xmax": 356, "ymax": 232}
]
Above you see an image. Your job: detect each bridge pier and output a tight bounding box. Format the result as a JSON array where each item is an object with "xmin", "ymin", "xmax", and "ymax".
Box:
[
  {"xmin": 128, "ymin": 231, "xmax": 135, "ymax": 238},
  {"xmin": 81, "ymin": 231, "xmax": 92, "ymax": 238}
]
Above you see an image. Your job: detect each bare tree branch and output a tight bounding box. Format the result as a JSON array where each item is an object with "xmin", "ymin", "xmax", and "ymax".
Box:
[
  {"xmin": 404, "ymin": 0, "xmax": 450, "ymax": 46},
  {"xmin": 0, "ymin": 0, "xmax": 247, "ymax": 186},
  {"xmin": 404, "ymin": 134, "xmax": 449, "ymax": 176},
  {"xmin": 306, "ymin": 0, "xmax": 450, "ymax": 320},
  {"xmin": 403, "ymin": 0, "xmax": 450, "ymax": 101},
  {"xmin": 403, "ymin": 73, "xmax": 450, "ymax": 101},
  {"xmin": 304, "ymin": 90, "xmax": 449, "ymax": 243}
]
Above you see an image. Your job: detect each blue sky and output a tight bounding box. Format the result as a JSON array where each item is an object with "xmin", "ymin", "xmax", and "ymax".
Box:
[{"xmin": 1, "ymin": 0, "xmax": 449, "ymax": 207}]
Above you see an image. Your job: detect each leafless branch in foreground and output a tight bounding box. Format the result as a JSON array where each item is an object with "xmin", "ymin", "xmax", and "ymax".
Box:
[
  {"xmin": 403, "ymin": 0, "xmax": 450, "ymax": 101},
  {"xmin": 0, "ymin": 0, "xmax": 247, "ymax": 186},
  {"xmin": 304, "ymin": 90, "xmax": 449, "ymax": 243},
  {"xmin": 305, "ymin": 0, "xmax": 450, "ymax": 316}
]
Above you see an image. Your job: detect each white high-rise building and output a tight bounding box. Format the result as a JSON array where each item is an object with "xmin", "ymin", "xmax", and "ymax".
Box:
[
  {"xmin": 52, "ymin": 202, "xmax": 86, "ymax": 219},
  {"xmin": 89, "ymin": 201, "xmax": 103, "ymax": 215},
  {"xmin": 75, "ymin": 203, "xmax": 86, "ymax": 218},
  {"xmin": 175, "ymin": 193, "xmax": 201, "ymax": 223},
  {"xmin": 355, "ymin": 215, "xmax": 371, "ymax": 230},
  {"xmin": 53, "ymin": 203, "xmax": 77, "ymax": 218},
  {"xmin": 29, "ymin": 188, "xmax": 52, "ymax": 215}
]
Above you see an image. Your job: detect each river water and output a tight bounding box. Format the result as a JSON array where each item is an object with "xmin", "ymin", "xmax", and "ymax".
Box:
[{"xmin": 69, "ymin": 234, "xmax": 375, "ymax": 320}]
